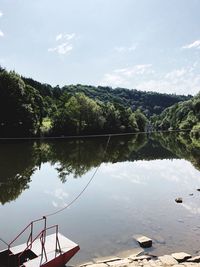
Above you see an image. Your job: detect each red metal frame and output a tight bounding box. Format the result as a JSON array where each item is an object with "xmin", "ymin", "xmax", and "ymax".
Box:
[
  {"xmin": 7, "ymin": 217, "xmax": 62, "ymax": 267},
  {"xmin": 18, "ymin": 225, "xmax": 61, "ymax": 267},
  {"xmin": 8, "ymin": 217, "xmax": 47, "ymax": 250}
]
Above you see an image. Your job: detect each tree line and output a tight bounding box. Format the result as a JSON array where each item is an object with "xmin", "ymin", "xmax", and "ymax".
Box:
[
  {"xmin": 0, "ymin": 68, "xmax": 147, "ymax": 137},
  {"xmin": 153, "ymin": 92, "xmax": 200, "ymax": 137},
  {"xmin": 0, "ymin": 66, "xmax": 197, "ymax": 138}
]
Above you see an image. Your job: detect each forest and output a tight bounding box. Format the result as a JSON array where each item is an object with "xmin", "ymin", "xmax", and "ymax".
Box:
[
  {"xmin": 0, "ymin": 66, "xmax": 198, "ymax": 137},
  {"xmin": 153, "ymin": 93, "xmax": 200, "ymax": 137}
]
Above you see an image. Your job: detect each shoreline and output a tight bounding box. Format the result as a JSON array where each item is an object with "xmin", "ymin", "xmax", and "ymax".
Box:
[{"xmin": 77, "ymin": 250, "xmax": 200, "ymax": 267}]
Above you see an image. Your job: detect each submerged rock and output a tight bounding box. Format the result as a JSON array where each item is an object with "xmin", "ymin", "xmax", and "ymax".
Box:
[
  {"xmin": 175, "ymin": 198, "xmax": 183, "ymax": 203},
  {"xmin": 133, "ymin": 235, "xmax": 152, "ymax": 248}
]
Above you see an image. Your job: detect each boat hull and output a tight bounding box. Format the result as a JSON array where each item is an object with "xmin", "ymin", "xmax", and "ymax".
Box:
[{"xmin": 41, "ymin": 246, "xmax": 80, "ymax": 267}]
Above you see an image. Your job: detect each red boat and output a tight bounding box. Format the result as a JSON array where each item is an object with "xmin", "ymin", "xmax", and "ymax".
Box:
[{"xmin": 0, "ymin": 217, "xmax": 80, "ymax": 267}]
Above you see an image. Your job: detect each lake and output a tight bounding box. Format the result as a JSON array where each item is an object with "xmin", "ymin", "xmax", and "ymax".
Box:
[{"xmin": 0, "ymin": 132, "xmax": 200, "ymax": 264}]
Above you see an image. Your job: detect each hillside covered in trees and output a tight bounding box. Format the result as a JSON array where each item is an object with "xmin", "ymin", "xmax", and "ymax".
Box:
[
  {"xmin": 154, "ymin": 93, "xmax": 200, "ymax": 137},
  {"xmin": 22, "ymin": 76, "xmax": 191, "ymax": 117},
  {"xmin": 0, "ymin": 66, "xmax": 195, "ymax": 137}
]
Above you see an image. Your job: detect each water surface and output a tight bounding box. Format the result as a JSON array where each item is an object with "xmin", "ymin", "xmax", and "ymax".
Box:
[{"xmin": 0, "ymin": 133, "xmax": 200, "ymax": 264}]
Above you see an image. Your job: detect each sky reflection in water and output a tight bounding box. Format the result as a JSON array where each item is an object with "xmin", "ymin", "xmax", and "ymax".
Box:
[{"xmin": 0, "ymin": 134, "xmax": 200, "ymax": 263}]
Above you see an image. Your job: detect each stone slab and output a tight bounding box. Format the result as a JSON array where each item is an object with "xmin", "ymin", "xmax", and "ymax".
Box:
[
  {"xmin": 87, "ymin": 264, "xmax": 108, "ymax": 267},
  {"xmin": 187, "ymin": 256, "xmax": 200, "ymax": 263},
  {"xmin": 94, "ymin": 257, "xmax": 121, "ymax": 264},
  {"xmin": 159, "ymin": 255, "xmax": 178, "ymax": 265},
  {"xmin": 129, "ymin": 255, "xmax": 151, "ymax": 261},
  {"xmin": 79, "ymin": 262, "xmax": 94, "ymax": 267},
  {"xmin": 117, "ymin": 248, "xmax": 144, "ymax": 258},
  {"xmin": 107, "ymin": 259, "xmax": 131, "ymax": 267},
  {"xmin": 134, "ymin": 235, "xmax": 152, "ymax": 248},
  {"xmin": 171, "ymin": 252, "xmax": 191, "ymax": 262}
]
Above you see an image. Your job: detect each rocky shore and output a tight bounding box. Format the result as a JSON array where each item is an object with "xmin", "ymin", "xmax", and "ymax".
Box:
[{"xmin": 78, "ymin": 251, "xmax": 200, "ymax": 267}]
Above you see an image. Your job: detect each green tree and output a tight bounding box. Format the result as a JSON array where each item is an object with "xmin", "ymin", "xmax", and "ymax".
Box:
[
  {"xmin": 0, "ymin": 71, "xmax": 44, "ymax": 137},
  {"xmin": 52, "ymin": 93, "xmax": 104, "ymax": 135}
]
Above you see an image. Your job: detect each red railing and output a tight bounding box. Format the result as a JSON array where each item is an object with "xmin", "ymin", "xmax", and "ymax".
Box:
[
  {"xmin": 17, "ymin": 225, "xmax": 61, "ymax": 267},
  {"xmin": 7, "ymin": 217, "xmax": 61, "ymax": 267},
  {"xmin": 8, "ymin": 217, "xmax": 47, "ymax": 251}
]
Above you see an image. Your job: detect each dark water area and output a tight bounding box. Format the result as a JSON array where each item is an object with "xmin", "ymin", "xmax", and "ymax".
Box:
[{"xmin": 0, "ymin": 132, "xmax": 200, "ymax": 264}]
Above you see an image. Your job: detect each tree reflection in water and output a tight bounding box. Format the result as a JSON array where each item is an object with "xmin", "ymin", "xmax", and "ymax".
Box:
[{"xmin": 0, "ymin": 132, "xmax": 199, "ymax": 205}]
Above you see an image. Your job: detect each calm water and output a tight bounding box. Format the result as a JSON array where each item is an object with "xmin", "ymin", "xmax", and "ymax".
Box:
[{"xmin": 0, "ymin": 133, "xmax": 200, "ymax": 264}]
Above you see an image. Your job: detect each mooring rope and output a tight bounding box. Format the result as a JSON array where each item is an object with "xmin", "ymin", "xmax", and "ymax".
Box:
[{"xmin": 44, "ymin": 135, "xmax": 111, "ymax": 218}]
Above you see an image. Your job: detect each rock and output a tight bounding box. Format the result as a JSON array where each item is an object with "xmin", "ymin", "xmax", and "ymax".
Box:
[
  {"xmin": 197, "ymin": 189, "xmax": 200, "ymax": 191},
  {"xmin": 117, "ymin": 248, "xmax": 144, "ymax": 258},
  {"xmin": 94, "ymin": 257, "xmax": 121, "ymax": 264},
  {"xmin": 158, "ymin": 255, "xmax": 178, "ymax": 265},
  {"xmin": 175, "ymin": 197, "xmax": 183, "ymax": 203},
  {"xmin": 134, "ymin": 235, "xmax": 152, "ymax": 248},
  {"xmin": 79, "ymin": 262, "xmax": 94, "ymax": 267},
  {"xmin": 183, "ymin": 263, "xmax": 196, "ymax": 267},
  {"xmin": 107, "ymin": 259, "xmax": 131, "ymax": 267},
  {"xmin": 189, "ymin": 194, "xmax": 194, "ymax": 196},
  {"xmin": 171, "ymin": 252, "xmax": 191, "ymax": 262},
  {"xmin": 128, "ymin": 263, "xmax": 139, "ymax": 267},
  {"xmin": 187, "ymin": 255, "xmax": 200, "ymax": 263},
  {"xmin": 129, "ymin": 255, "xmax": 151, "ymax": 261},
  {"xmin": 148, "ymin": 259, "xmax": 157, "ymax": 267},
  {"xmin": 88, "ymin": 264, "xmax": 108, "ymax": 267}
]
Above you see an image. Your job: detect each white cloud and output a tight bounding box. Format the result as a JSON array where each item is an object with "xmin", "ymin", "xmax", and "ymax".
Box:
[
  {"xmin": 0, "ymin": 30, "xmax": 4, "ymax": 37},
  {"xmin": 136, "ymin": 64, "xmax": 200, "ymax": 95},
  {"xmin": 99, "ymin": 64, "xmax": 153, "ymax": 87},
  {"xmin": 114, "ymin": 64, "xmax": 153, "ymax": 77},
  {"xmin": 165, "ymin": 68, "xmax": 187, "ymax": 79},
  {"xmin": 100, "ymin": 159, "xmax": 200, "ymax": 188},
  {"xmin": 100, "ymin": 73, "xmax": 127, "ymax": 87},
  {"xmin": 182, "ymin": 203, "xmax": 200, "ymax": 215},
  {"xmin": 56, "ymin": 33, "xmax": 63, "ymax": 41},
  {"xmin": 45, "ymin": 188, "xmax": 69, "ymax": 208},
  {"xmin": 182, "ymin": 40, "xmax": 200, "ymax": 49},
  {"xmin": 48, "ymin": 43, "xmax": 73, "ymax": 55},
  {"xmin": 114, "ymin": 44, "xmax": 137, "ymax": 53},
  {"xmin": 56, "ymin": 33, "xmax": 75, "ymax": 42},
  {"xmin": 0, "ymin": 11, "xmax": 3, "ymax": 17},
  {"xmin": 49, "ymin": 32, "xmax": 75, "ymax": 55},
  {"xmin": 100, "ymin": 62, "xmax": 200, "ymax": 95}
]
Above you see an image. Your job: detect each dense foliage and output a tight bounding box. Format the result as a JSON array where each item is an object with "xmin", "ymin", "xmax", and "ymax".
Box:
[
  {"xmin": 22, "ymin": 77, "xmax": 191, "ymax": 117},
  {"xmin": 0, "ymin": 66, "xmax": 195, "ymax": 137},
  {"xmin": 51, "ymin": 92, "xmax": 148, "ymax": 135},
  {"xmin": 0, "ymin": 70, "xmax": 44, "ymax": 137},
  {"xmin": 154, "ymin": 93, "xmax": 200, "ymax": 133}
]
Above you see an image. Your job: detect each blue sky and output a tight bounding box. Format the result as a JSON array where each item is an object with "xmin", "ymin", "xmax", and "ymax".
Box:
[{"xmin": 0, "ymin": 0, "xmax": 200, "ymax": 95}]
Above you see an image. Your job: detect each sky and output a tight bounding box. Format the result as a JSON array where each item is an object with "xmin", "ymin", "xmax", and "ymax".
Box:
[{"xmin": 0, "ymin": 0, "xmax": 200, "ymax": 95}]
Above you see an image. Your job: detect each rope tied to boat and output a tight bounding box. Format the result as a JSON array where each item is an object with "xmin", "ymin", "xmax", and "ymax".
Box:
[{"xmin": 44, "ymin": 134, "xmax": 111, "ymax": 218}]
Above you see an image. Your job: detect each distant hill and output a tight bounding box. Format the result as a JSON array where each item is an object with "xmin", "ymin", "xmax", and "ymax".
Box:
[
  {"xmin": 22, "ymin": 77, "xmax": 191, "ymax": 117},
  {"xmin": 0, "ymin": 66, "xmax": 194, "ymax": 137},
  {"xmin": 154, "ymin": 92, "xmax": 200, "ymax": 133}
]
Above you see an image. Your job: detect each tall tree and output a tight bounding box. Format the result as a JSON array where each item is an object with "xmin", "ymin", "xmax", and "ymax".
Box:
[{"xmin": 0, "ymin": 71, "xmax": 44, "ymax": 137}]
